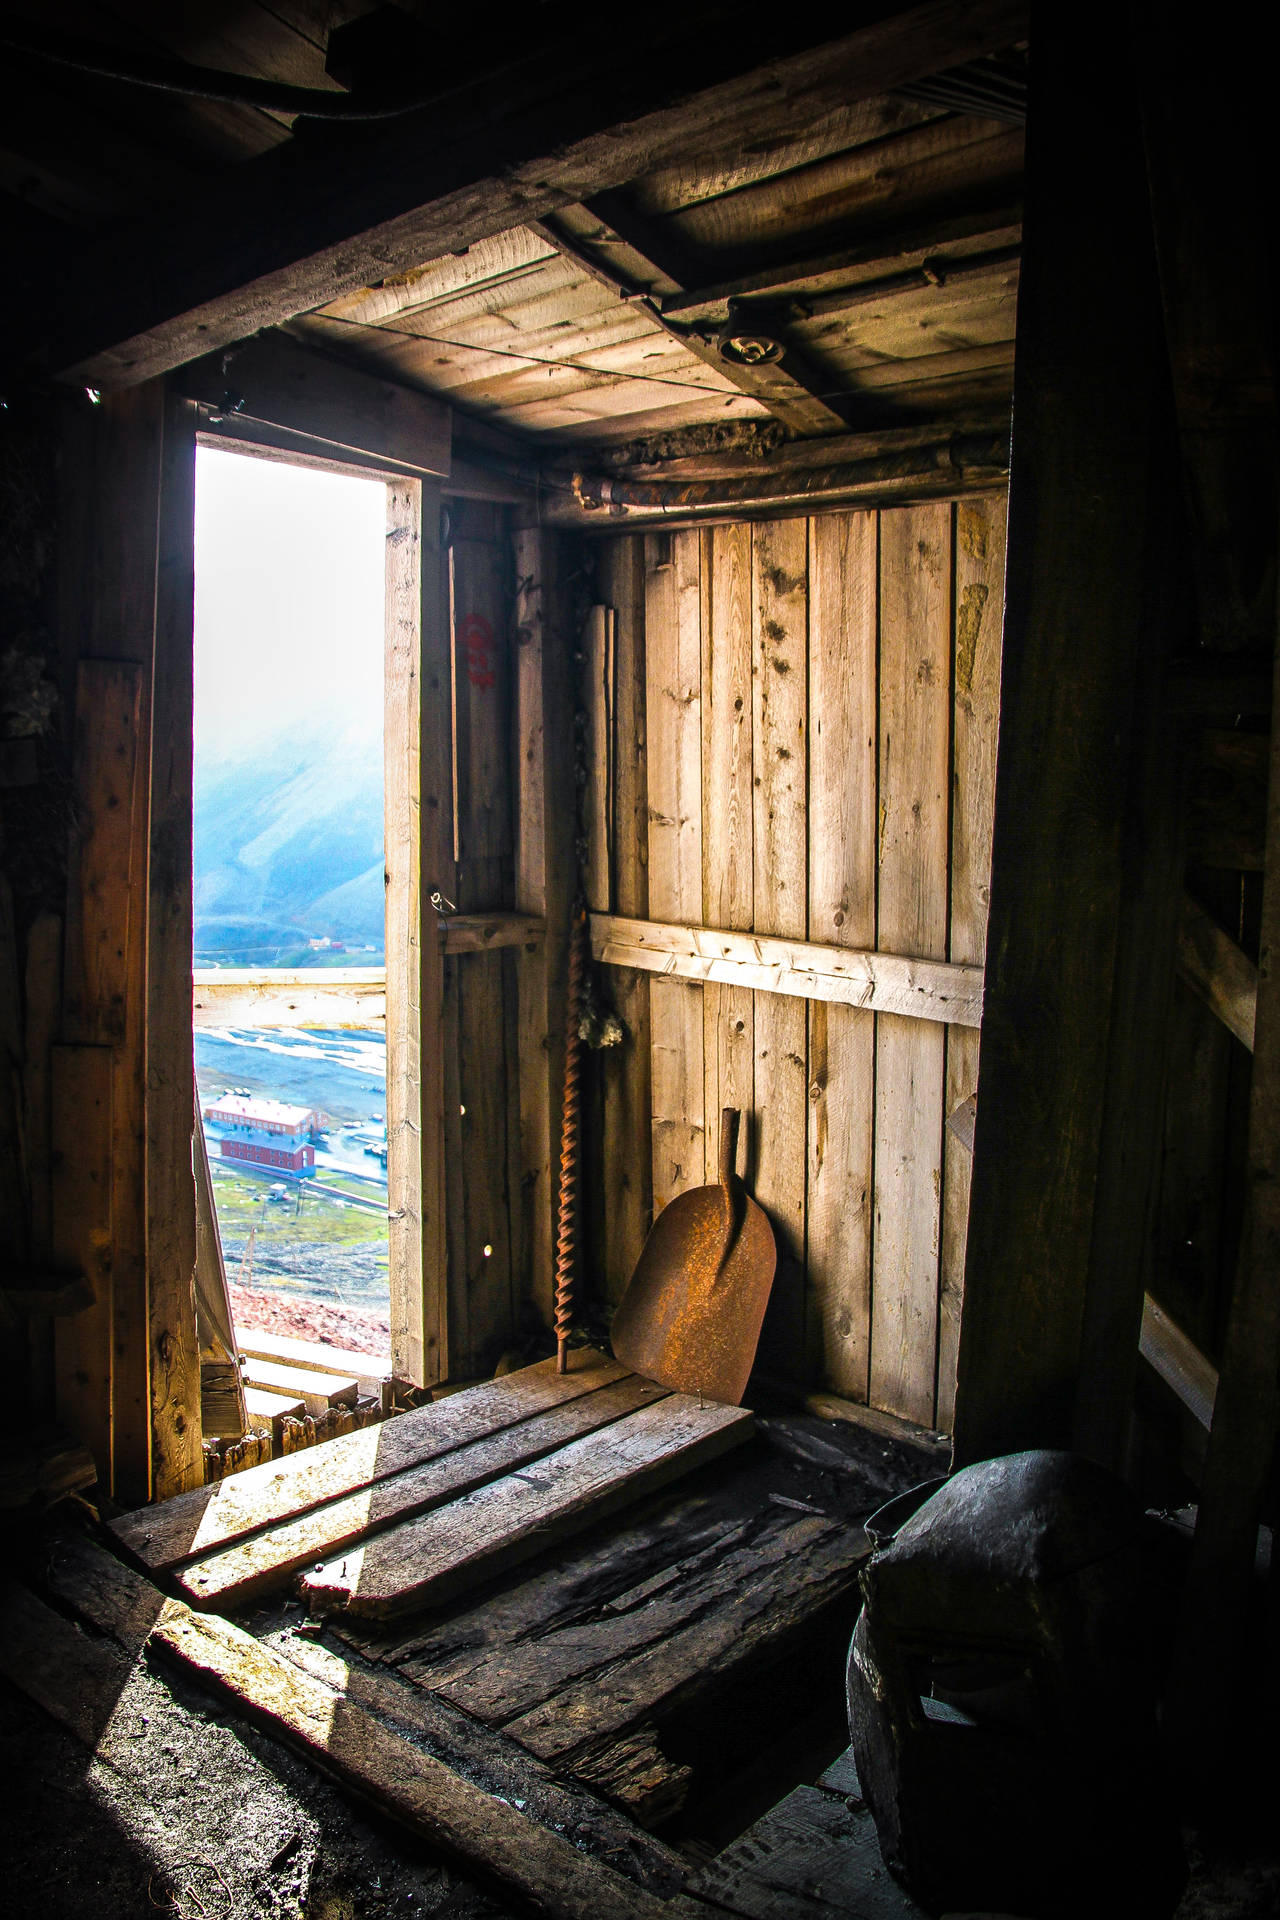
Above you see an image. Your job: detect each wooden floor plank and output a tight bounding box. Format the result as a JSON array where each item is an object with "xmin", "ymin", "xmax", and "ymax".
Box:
[
  {"xmin": 502, "ymin": 1518, "xmax": 868, "ymax": 1764},
  {"xmin": 31, "ymin": 1536, "xmax": 669, "ymax": 1920},
  {"xmin": 177, "ymin": 1376, "xmax": 669, "ymax": 1611},
  {"xmin": 435, "ymin": 1510, "xmax": 837, "ymax": 1731},
  {"xmin": 303, "ymin": 1396, "xmax": 754, "ymax": 1621},
  {"xmin": 267, "ymin": 1629, "xmax": 689, "ymax": 1898},
  {"xmin": 111, "ymin": 1349, "xmax": 626, "ymax": 1570}
]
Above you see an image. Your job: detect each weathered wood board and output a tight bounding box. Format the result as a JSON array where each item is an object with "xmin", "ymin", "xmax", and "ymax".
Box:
[
  {"xmin": 177, "ymin": 1375, "xmax": 669, "ymax": 1611},
  {"xmin": 20, "ymin": 1536, "xmax": 671, "ymax": 1920},
  {"xmin": 111, "ymin": 1349, "xmax": 625, "ymax": 1569},
  {"xmin": 302, "ymin": 1393, "xmax": 753, "ymax": 1620},
  {"xmin": 584, "ymin": 500, "xmax": 1006, "ymax": 1425}
]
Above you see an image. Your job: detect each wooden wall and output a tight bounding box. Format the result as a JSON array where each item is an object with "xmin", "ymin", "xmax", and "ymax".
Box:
[
  {"xmin": 582, "ymin": 497, "xmax": 1006, "ymax": 1429},
  {"xmin": 441, "ymin": 500, "xmax": 524, "ymax": 1379}
]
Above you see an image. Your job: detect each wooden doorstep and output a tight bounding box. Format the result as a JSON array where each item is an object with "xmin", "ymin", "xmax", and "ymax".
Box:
[
  {"xmin": 303, "ymin": 1394, "xmax": 755, "ymax": 1622},
  {"xmin": 177, "ymin": 1375, "xmax": 670, "ymax": 1612},
  {"xmin": 111, "ymin": 1349, "xmax": 626, "ymax": 1570},
  {"xmin": 241, "ymin": 1357, "xmax": 359, "ymax": 1415},
  {"xmin": 591, "ymin": 913, "xmax": 983, "ymax": 1027}
]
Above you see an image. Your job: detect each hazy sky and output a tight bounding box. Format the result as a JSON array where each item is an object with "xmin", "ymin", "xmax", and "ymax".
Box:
[{"xmin": 194, "ymin": 447, "xmax": 387, "ymax": 766}]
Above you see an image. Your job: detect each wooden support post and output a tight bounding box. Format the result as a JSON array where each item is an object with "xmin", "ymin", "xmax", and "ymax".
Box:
[
  {"xmin": 513, "ymin": 527, "xmax": 575, "ymax": 1336},
  {"xmin": 950, "ymin": 10, "xmax": 1173, "ymax": 1464},
  {"xmin": 386, "ymin": 479, "xmax": 451, "ymax": 1387},
  {"xmin": 1141, "ymin": 3, "xmax": 1279, "ymax": 1764},
  {"xmin": 149, "ymin": 389, "xmax": 202, "ymax": 1500},
  {"xmin": 57, "ymin": 383, "xmax": 203, "ymax": 1502}
]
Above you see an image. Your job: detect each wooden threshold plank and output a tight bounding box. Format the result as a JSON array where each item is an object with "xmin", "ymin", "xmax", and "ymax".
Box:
[
  {"xmin": 303, "ymin": 1396, "xmax": 755, "ymax": 1621},
  {"xmin": 110, "ymin": 1349, "xmax": 626, "ymax": 1571},
  {"xmin": 240, "ymin": 1358, "xmax": 360, "ymax": 1414},
  {"xmin": 235, "ymin": 1328, "xmax": 391, "ymax": 1392},
  {"xmin": 27, "ymin": 1537, "xmax": 669, "ymax": 1920},
  {"xmin": 178, "ymin": 1376, "xmax": 670, "ymax": 1612}
]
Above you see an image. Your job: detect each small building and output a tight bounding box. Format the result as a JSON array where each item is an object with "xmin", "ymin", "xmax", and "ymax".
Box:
[{"xmin": 203, "ymin": 1094, "xmax": 317, "ymax": 1177}]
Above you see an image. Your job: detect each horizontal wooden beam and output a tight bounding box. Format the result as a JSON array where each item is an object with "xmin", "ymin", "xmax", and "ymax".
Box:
[
  {"xmin": 661, "ymin": 212, "xmax": 1023, "ymax": 320},
  {"xmin": 442, "ymin": 912, "xmax": 545, "ymax": 953},
  {"xmin": 178, "ymin": 331, "xmax": 450, "ymax": 478},
  {"xmin": 591, "ymin": 913, "xmax": 983, "ymax": 1026},
  {"xmin": 42, "ymin": 2, "xmax": 1027, "ymax": 390},
  {"xmin": 1140, "ymin": 1292, "xmax": 1218, "ymax": 1432},
  {"xmin": 537, "ymin": 430, "xmax": 1009, "ymax": 531},
  {"xmin": 1175, "ymin": 891, "xmax": 1257, "ymax": 1050},
  {"xmin": 192, "ymin": 969, "xmax": 387, "ymax": 1031},
  {"xmin": 192, "ymin": 921, "xmax": 542, "ymax": 1028},
  {"xmin": 0, "ymin": 1268, "xmax": 94, "ymax": 1315}
]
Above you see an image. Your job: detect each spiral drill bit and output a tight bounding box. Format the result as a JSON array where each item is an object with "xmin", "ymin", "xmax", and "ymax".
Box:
[{"xmin": 554, "ymin": 906, "xmax": 586, "ymax": 1372}]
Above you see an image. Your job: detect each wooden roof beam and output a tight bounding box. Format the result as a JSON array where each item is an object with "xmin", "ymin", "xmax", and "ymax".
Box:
[
  {"xmin": 660, "ymin": 207, "xmax": 1023, "ymax": 320},
  {"xmin": 24, "ymin": 0, "xmax": 1027, "ymax": 391},
  {"xmin": 567, "ymin": 193, "xmax": 850, "ymax": 437}
]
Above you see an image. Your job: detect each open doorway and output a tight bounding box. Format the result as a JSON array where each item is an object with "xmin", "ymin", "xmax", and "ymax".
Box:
[{"xmin": 192, "ymin": 447, "xmax": 391, "ymax": 1361}]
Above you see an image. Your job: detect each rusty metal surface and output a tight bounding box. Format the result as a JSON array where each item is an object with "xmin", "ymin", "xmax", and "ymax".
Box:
[{"xmin": 610, "ymin": 1108, "xmax": 776, "ymax": 1405}]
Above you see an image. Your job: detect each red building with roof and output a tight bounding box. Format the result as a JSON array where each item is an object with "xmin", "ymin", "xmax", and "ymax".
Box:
[{"xmin": 203, "ymin": 1094, "xmax": 317, "ymax": 1176}]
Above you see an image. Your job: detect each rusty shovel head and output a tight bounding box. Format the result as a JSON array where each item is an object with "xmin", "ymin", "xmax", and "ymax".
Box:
[{"xmin": 609, "ymin": 1108, "xmax": 776, "ymax": 1406}]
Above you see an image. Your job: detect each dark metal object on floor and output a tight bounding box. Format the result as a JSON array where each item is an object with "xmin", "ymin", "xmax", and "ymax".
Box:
[
  {"xmin": 609, "ymin": 1107, "xmax": 776, "ymax": 1406},
  {"xmin": 847, "ymin": 1450, "xmax": 1187, "ymax": 1919}
]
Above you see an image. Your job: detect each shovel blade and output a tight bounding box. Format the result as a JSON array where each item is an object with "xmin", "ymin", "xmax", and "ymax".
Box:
[{"xmin": 611, "ymin": 1185, "xmax": 777, "ymax": 1406}]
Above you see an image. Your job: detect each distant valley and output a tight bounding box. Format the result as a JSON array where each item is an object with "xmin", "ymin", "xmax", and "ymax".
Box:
[{"xmin": 194, "ymin": 727, "xmax": 384, "ymax": 966}]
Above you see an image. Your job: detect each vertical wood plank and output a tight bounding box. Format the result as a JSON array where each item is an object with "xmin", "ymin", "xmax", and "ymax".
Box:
[
  {"xmin": 512, "ymin": 527, "xmax": 574, "ymax": 1336},
  {"xmin": 872, "ymin": 503, "xmax": 952, "ymax": 1425},
  {"xmin": 597, "ymin": 538, "xmax": 651, "ymax": 1305},
  {"xmin": 807, "ymin": 511, "xmax": 879, "ymax": 1400},
  {"xmin": 937, "ymin": 493, "xmax": 1006, "ymax": 1430},
  {"xmin": 449, "ymin": 506, "xmax": 516, "ymax": 1371},
  {"xmin": 22, "ymin": 911, "xmax": 62, "ymax": 1418},
  {"xmin": 386, "ymin": 479, "xmax": 450, "ymax": 1386},
  {"xmin": 702, "ymin": 524, "xmax": 755, "ymax": 1190},
  {"xmin": 52, "ymin": 1044, "xmax": 113, "ymax": 1481},
  {"xmin": 645, "ymin": 530, "xmax": 705, "ymax": 1212},
  {"xmin": 582, "ymin": 605, "xmax": 612, "ymax": 917},
  {"xmin": 951, "ymin": 12, "xmax": 1170, "ymax": 1466},
  {"xmin": 752, "ymin": 518, "xmax": 809, "ymax": 1388},
  {"xmin": 148, "ymin": 389, "xmax": 202, "ymax": 1498},
  {"xmin": 62, "ymin": 663, "xmax": 143, "ymax": 1049}
]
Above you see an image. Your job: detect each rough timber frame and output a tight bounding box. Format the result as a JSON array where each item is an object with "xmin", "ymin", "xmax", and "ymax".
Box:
[
  {"xmin": 187, "ymin": 429, "xmax": 453, "ymax": 1392},
  {"xmin": 42, "ymin": 2, "xmax": 1028, "ymax": 392}
]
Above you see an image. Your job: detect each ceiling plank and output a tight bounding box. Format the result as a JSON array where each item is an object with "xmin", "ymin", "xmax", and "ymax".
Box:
[
  {"xmin": 567, "ymin": 195, "xmax": 850, "ymax": 436},
  {"xmin": 27, "ymin": 0, "xmax": 1028, "ymax": 389}
]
